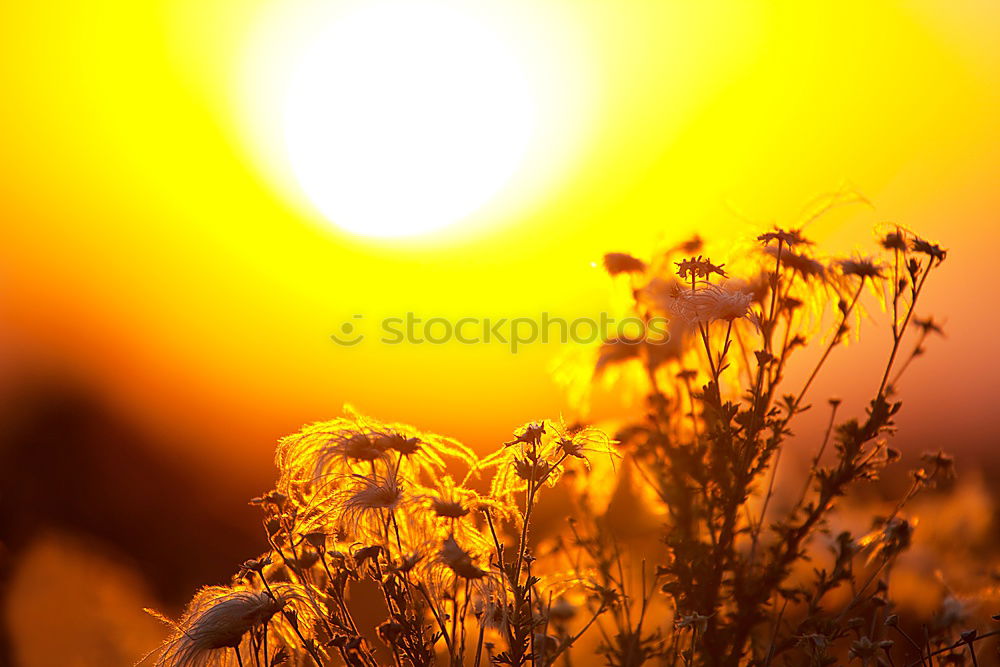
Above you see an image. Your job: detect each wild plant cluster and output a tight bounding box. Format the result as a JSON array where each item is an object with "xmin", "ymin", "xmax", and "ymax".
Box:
[{"xmin": 144, "ymin": 207, "xmax": 987, "ymax": 666}]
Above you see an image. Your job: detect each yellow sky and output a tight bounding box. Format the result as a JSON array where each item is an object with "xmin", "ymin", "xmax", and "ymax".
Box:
[{"xmin": 1, "ymin": 0, "xmax": 998, "ymax": 478}]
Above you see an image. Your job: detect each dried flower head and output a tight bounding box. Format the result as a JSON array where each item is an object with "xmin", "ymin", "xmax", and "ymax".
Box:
[
  {"xmin": 675, "ymin": 255, "xmax": 727, "ymax": 282},
  {"xmin": 840, "ymin": 258, "xmax": 884, "ymax": 279},
  {"xmin": 439, "ymin": 535, "xmax": 488, "ymax": 579},
  {"xmin": 302, "ymin": 471, "xmax": 408, "ymax": 540},
  {"xmin": 880, "ymin": 230, "xmax": 908, "ymax": 251},
  {"xmin": 506, "ymin": 421, "xmax": 546, "ymax": 447},
  {"xmin": 859, "ymin": 517, "xmax": 914, "ymax": 562},
  {"xmin": 145, "ymin": 219, "xmax": 959, "ymax": 667},
  {"xmin": 248, "ymin": 490, "xmax": 287, "ymax": 509},
  {"xmin": 237, "ymin": 555, "xmax": 272, "ymax": 580},
  {"xmin": 146, "ymin": 585, "xmax": 311, "ymax": 667},
  {"xmin": 848, "ymin": 636, "xmax": 893, "ymax": 662},
  {"xmin": 474, "ymin": 595, "xmax": 508, "ymax": 630},
  {"xmin": 514, "ymin": 457, "xmax": 552, "ymax": 482},
  {"xmin": 757, "ymin": 228, "xmax": 812, "ymax": 247},
  {"xmin": 665, "ymin": 283, "xmax": 752, "ymax": 324},
  {"xmin": 344, "ymin": 473, "xmax": 404, "ymax": 512},
  {"xmin": 763, "ymin": 246, "xmax": 826, "ymax": 279},
  {"xmin": 554, "ymin": 425, "xmax": 620, "ymax": 469},
  {"xmin": 341, "ymin": 433, "xmax": 384, "ymax": 461},
  {"xmin": 913, "ymin": 315, "xmax": 945, "ymax": 336},
  {"xmin": 672, "ymin": 235, "xmax": 704, "ymax": 255},
  {"xmin": 921, "ymin": 450, "xmax": 956, "ymax": 482},
  {"xmin": 911, "ymin": 237, "xmax": 947, "ymax": 263},
  {"xmin": 431, "ymin": 497, "xmax": 469, "ymax": 519},
  {"xmin": 603, "ymin": 252, "xmax": 647, "ymax": 275},
  {"xmin": 372, "ymin": 431, "xmax": 422, "ymax": 455}
]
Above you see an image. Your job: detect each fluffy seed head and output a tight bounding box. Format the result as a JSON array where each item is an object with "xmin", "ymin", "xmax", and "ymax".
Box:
[
  {"xmin": 666, "ymin": 284, "xmax": 752, "ymax": 324},
  {"xmin": 148, "ymin": 586, "xmax": 302, "ymax": 666}
]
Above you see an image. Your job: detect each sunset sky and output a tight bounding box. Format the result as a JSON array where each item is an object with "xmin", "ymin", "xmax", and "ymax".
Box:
[{"xmin": 2, "ymin": 0, "xmax": 999, "ymax": 487}]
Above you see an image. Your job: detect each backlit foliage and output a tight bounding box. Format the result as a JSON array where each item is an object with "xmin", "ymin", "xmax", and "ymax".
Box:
[{"xmin": 143, "ymin": 209, "xmax": 997, "ymax": 666}]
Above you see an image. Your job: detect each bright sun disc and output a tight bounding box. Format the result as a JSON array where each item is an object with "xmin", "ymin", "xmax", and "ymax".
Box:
[{"xmin": 282, "ymin": 2, "xmax": 537, "ymax": 238}]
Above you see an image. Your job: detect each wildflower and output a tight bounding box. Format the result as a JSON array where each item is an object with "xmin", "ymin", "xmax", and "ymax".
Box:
[
  {"xmin": 342, "ymin": 473, "xmax": 403, "ymax": 516},
  {"xmin": 757, "ymin": 228, "xmax": 812, "ymax": 247},
  {"xmin": 840, "ymin": 258, "xmax": 883, "ymax": 279},
  {"xmin": 237, "ymin": 555, "xmax": 272, "ymax": 580},
  {"xmin": 859, "ymin": 517, "xmax": 913, "ymax": 562},
  {"xmin": 312, "ymin": 471, "xmax": 407, "ymax": 539},
  {"xmin": 848, "ymin": 636, "xmax": 893, "ymax": 664},
  {"xmin": 506, "ymin": 421, "xmax": 546, "ymax": 447},
  {"xmin": 439, "ymin": 535, "xmax": 488, "ymax": 579},
  {"xmin": 249, "ymin": 491, "xmax": 288, "ymax": 508},
  {"xmin": 475, "ymin": 595, "xmax": 508, "ymax": 630},
  {"xmin": 341, "ymin": 433, "xmax": 384, "ymax": 461},
  {"xmin": 880, "ymin": 231, "xmax": 907, "ymax": 251},
  {"xmin": 372, "ymin": 431, "xmax": 421, "ymax": 455},
  {"xmin": 430, "ymin": 497, "xmax": 469, "ymax": 518},
  {"xmin": 603, "ymin": 252, "xmax": 647, "ymax": 275},
  {"xmin": 763, "ymin": 246, "xmax": 825, "ymax": 278},
  {"xmin": 671, "ymin": 235, "xmax": 704, "ymax": 255},
  {"xmin": 911, "ymin": 237, "xmax": 947, "ymax": 263},
  {"xmin": 514, "ymin": 457, "xmax": 552, "ymax": 482},
  {"xmin": 553, "ymin": 425, "xmax": 620, "ymax": 469},
  {"xmin": 754, "ymin": 350, "xmax": 774, "ymax": 366},
  {"xmin": 557, "ymin": 436, "xmax": 586, "ymax": 458},
  {"xmin": 665, "ymin": 284, "xmax": 752, "ymax": 324},
  {"xmin": 921, "ymin": 450, "xmax": 956, "ymax": 481},
  {"xmin": 913, "ymin": 315, "xmax": 945, "ymax": 336},
  {"xmin": 590, "ymin": 584, "xmax": 621, "ymax": 608},
  {"xmin": 675, "ymin": 255, "xmax": 727, "ymax": 282},
  {"xmin": 147, "ymin": 585, "xmax": 307, "ymax": 666},
  {"xmin": 275, "ymin": 408, "xmax": 476, "ymax": 502}
]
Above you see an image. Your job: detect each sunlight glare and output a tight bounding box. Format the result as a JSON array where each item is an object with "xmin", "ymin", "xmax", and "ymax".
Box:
[{"xmin": 282, "ymin": 2, "xmax": 537, "ymax": 238}]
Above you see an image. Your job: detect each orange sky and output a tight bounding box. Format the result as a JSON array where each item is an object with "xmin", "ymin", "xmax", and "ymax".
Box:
[{"xmin": 2, "ymin": 0, "xmax": 999, "ymax": 485}]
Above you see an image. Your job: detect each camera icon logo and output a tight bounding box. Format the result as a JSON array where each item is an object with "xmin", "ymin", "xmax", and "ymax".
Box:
[{"xmin": 330, "ymin": 315, "xmax": 365, "ymax": 346}]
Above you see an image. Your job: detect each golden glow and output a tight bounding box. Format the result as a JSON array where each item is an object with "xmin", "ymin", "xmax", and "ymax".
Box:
[
  {"xmin": 227, "ymin": 0, "xmax": 596, "ymax": 241},
  {"xmin": 0, "ymin": 0, "xmax": 998, "ymax": 467},
  {"xmin": 282, "ymin": 2, "xmax": 537, "ymax": 238},
  {"xmin": 4, "ymin": 5, "xmax": 1000, "ymax": 660}
]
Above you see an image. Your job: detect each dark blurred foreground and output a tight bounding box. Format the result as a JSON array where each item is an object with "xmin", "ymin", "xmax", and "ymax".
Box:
[{"xmin": 0, "ymin": 375, "xmax": 262, "ymax": 665}]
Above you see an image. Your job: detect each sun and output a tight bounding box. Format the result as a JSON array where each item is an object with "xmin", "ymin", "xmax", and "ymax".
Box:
[{"xmin": 281, "ymin": 2, "xmax": 538, "ymax": 238}]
